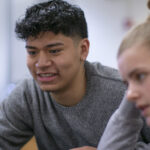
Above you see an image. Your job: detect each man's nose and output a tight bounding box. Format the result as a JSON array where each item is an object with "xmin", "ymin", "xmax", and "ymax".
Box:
[
  {"xmin": 35, "ymin": 52, "xmax": 52, "ymax": 68},
  {"xmin": 126, "ymin": 84, "xmax": 140, "ymax": 102}
]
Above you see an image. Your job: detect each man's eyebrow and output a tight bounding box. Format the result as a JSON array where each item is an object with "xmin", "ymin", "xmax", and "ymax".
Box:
[
  {"xmin": 25, "ymin": 45, "xmax": 37, "ymax": 49},
  {"xmin": 45, "ymin": 43, "xmax": 64, "ymax": 48},
  {"xmin": 25, "ymin": 42, "xmax": 64, "ymax": 49}
]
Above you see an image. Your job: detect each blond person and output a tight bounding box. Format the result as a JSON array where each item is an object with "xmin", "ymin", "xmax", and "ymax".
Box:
[{"xmin": 98, "ymin": 1, "xmax": 150, "ymax": 150}]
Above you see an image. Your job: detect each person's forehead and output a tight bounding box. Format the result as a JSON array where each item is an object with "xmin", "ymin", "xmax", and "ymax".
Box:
[{"xmin": 118, "ymin": 45, "xmax": 150, "ymax": 79}]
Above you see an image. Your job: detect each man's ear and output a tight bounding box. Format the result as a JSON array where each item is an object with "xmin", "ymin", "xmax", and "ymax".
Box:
[{"xmin": 80, "ymin": 38, "xmax": 90, "ymax": 61}]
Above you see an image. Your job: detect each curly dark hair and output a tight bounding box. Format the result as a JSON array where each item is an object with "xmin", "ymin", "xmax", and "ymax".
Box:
[{"xmin": 15, "ymin": 0, "xmax": 88, "ymax": 40}]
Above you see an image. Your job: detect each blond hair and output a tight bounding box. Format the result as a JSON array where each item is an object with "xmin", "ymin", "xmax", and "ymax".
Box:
[{"xmin": 117, "ymin": 0, "xmax": 150, "ymax": 57}]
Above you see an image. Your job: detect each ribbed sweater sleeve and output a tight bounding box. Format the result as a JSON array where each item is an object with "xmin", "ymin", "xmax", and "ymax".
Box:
[{"xmin": 98, "ymin": 96, "xmax": 150, "ymax": 150}]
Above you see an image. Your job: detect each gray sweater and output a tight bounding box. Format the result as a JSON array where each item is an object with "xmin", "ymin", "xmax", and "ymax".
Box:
[
  {"xmin": 98, "ymin": 97, "xmax": 150, "ymax": 150},
  {"xmin": 0, "ymin": 61, "xmax": 148, "ymax": 150}
]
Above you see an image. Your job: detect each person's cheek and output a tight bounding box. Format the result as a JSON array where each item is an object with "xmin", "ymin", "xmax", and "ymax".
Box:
[
  {"xmin": 146, "ymin": 117, "xmax": 150, "ymax": 127},
  {"xmin": 142, "ymin": 106, "xmax": 150, "ymax": 116}
]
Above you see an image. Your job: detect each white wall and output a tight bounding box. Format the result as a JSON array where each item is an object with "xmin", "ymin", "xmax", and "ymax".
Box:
[
  {"xmin": 9, "ymin": 0, "xmax": 149, "ymax": 83},
  {"xmin": 0, "ymin": 0, "xmax": 10, "ymax": 92},
  {"xmin": 75, "ymin": 0, "xmax": 149, "ymax": 69},
  {"xmin": 129, "ymin": 0, "xmax": 149, "ymax": 23},
  {"xmin": 75, "ymin": 0, "xmax": 129, "ymax": 68}
]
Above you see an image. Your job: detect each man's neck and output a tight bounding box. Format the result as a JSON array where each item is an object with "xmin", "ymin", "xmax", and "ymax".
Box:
[{"xmin": 50, "ymin": 68, "xmax": 86, "ymax": 107}]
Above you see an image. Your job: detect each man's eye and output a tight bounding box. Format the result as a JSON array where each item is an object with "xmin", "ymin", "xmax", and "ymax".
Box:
[
  {"xmin": 49, "ymin": 49, "xmax": 61, "ymax": 54},
  {"xmin": 27, "ymin": 51, "xmax": 36, "ymax": 55}
]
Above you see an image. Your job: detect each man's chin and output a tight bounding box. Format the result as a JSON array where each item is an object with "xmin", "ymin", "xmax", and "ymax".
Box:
[{"xmin": 39, "ymin": 85, "xmax": 57, "ymax": 92}]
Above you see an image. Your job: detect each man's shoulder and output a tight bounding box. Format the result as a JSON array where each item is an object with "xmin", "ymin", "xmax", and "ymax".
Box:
[
  {"xmin": 16, "ymin": 77, "xmax": 35, "ymax": 88},
  {"xmin": 85, "ymin": 61, "xmax": 122, "ymax": 82},
  {"xmin": 5, "ymin": 77, "xmax": 44, "ymax": 104},
  {"xmin": 12, "ymin": 77, "xmax": 40, "ymax": 95}
]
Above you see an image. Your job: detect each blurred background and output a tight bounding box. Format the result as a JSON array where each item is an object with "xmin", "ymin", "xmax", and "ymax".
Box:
[{"xmin": 0, "ymin": 0, "xmax": 149, "ymax": 99}]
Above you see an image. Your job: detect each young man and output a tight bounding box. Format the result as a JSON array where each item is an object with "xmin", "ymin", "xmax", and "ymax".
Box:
[{"xmin": 0, "ymin": 0, "xmax": 149, "ymax": 149}]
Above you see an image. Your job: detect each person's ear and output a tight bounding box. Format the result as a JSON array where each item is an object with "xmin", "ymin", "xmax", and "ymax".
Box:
[{"xmin": 80, "ymin": 38, "xmax": 90, "ymax": 61}]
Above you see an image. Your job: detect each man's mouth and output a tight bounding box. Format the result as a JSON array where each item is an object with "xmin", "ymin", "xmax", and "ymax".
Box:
[
  {"xmin": 37, "ymin": 73, "xmax": 58, "ymax": 82},
  {"xmin": 39, "ymin": 73, "xmax": 55, "ymax": 77}
]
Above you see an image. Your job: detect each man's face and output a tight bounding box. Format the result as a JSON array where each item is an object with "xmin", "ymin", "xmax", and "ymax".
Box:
[
  {"xmin": 118, "ymin": 44, "xmax": 150, "ymax": 125},
  {"xmin": 26, "ymin": 32, "xmax": 89, "ymax": 93}
]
